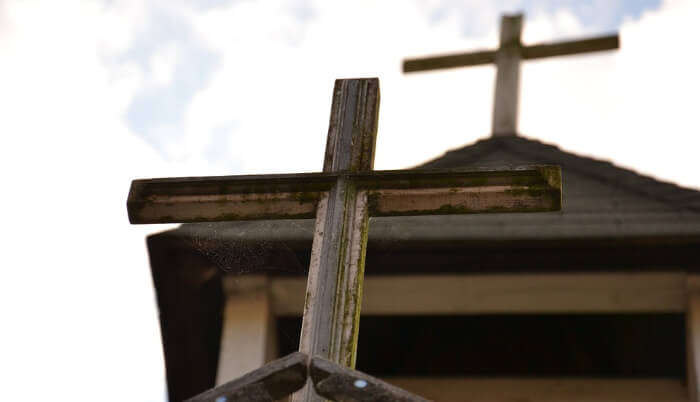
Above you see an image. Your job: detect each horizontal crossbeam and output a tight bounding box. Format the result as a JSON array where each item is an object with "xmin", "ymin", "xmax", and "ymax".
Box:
[
  {"xmin": 522, "ymin": 34, "xmax": 619, "ymax": 60},
  {"xmin": 403, "ymin": 49, "xmax": 495, "ymax": 72},
  {"xmin": 128, "ymin": 166, "xmax": 561, "ymax": 223},
  {"xmin": 403, "ymin": 34, "xmax": 618, "ymax": 73},
  {"xmin": 269, "ymin": 273, "xmax": 686, "ymax": 315}
]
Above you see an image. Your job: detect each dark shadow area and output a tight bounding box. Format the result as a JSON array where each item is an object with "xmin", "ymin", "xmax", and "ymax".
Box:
[{"xmin": 278, "ymin": 314, "xmax": 685, "ymax": 378}]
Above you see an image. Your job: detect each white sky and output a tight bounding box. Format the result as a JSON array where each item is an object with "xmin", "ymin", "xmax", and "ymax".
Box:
[{"xmin": 0, "ymin": 0, "xmax": 698, "ymax": 400}]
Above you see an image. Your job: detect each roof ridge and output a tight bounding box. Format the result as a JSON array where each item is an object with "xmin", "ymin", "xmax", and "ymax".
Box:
[
  {"xmin": 417, "ymin": 135, "xmax": 700, "ymax": 213},
  {"xmin": 496, "ymin": 137, "xmax": 700, "ymax": 213},
  {"xmin": 414, "ymin": 137, "xmax": 502, "ymax": 169}
]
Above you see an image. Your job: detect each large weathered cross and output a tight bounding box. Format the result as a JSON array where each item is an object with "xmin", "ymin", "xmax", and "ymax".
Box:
[
  {"xmin": 404, "ymin": 13, "xmax": 619, "ymax": 136},
  {"xmin": 128, "ymin": 78, "xmax": 562, "ymax": 401}
]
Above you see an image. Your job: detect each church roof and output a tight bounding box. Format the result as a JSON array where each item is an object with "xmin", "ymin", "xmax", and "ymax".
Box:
[
  {"xmin": 409, "ymin": 135, "xmax": 700, "ymax": 239},
  {"xmin": 173, "ymin": 135, "xmax": 700, "ymax": 242},
  {"xmin": 421, "ymin": 135, "xmax": 700, "ymax": 212}
]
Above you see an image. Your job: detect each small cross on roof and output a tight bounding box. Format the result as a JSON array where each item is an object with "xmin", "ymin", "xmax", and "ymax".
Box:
[{"xmin": 404, "ymin": 13, "xmax": 619, "ymax": 136}]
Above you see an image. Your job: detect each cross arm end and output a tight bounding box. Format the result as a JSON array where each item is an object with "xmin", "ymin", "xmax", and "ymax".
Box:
[
  {"xmin": 126, "ymin": 173, "xmax": 337, "ymax": 224},
  {"xmin": 403, "ymin": 50, "xmax": 496, "ymax": 73},
  {"xmin": 522, "ymin": 34, "xmax": 619, "ymax": 60},
  {"xmin": 358, "ymin": 165, "xmax": 562, "ymax": 217}
]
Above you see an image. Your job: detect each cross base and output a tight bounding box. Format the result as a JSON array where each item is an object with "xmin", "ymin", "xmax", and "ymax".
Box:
[{"xmin": 186, "ymin": 352, "xmax": 429, "ymax": 402}]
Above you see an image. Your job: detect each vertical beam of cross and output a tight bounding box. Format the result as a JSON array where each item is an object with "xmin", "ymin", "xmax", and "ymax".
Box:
[
  {"xmin": 291, "ymin": 79, "xmax": 380, "ymax": 402},
  {"xmin": 492, "ymin": 14, "xmax": 523, "ymax": 136},
  {"xmin": 403, "ymin": 13, "xmax": 619, "ymax": 137}
]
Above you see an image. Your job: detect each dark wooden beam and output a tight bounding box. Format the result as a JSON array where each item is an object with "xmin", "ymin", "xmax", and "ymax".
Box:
[
  {"xmin": 186, "ymin": 352, "xmax": 308, "ymax": 402},
  {"xmin": 324, "ymin": 78, "xmax": 380, "ymax": 172},
  {"xmin": 128, "ymin": 166, "xmax": 561, "ymax": 224},
  {"xmin": 310, "ymin": 356, "xmax": 429, "ymax": 402},
  {"xmin": 402, "ymin": 34, "xmax": 618, "ymax": 74},
  {"xmin": 522, "ymin": 34, "xmax": 619, "ymax": 60},
  {"xmin": 360, "ymin": 166, "xmax": 561, "ymax": 216},
  {"xmin": 403, "ymin": 49, "xmax": 496, "ymax": 73},
  {"xmin": 127, "ymin": 173, "xmax": 334, "ymax": 224}
]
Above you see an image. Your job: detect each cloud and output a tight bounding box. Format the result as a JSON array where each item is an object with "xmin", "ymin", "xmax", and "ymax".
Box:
[{"xmin": 0, "ymin": 1, "xmax": 181, "ymax": 401}]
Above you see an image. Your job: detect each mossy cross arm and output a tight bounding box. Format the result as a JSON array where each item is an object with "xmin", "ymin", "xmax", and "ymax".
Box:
[{"xmin": 127, "ymin": 166, "xmax": 561, "ymax": 224}]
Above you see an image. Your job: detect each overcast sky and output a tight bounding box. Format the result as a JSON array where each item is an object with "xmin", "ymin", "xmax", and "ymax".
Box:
[{"xmin": 1, "ymin": 0, "xmax": 698, "ymax": 400}]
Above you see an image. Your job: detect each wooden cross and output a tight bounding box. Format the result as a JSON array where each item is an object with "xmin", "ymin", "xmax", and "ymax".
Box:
[
  {"xmin": 403, "ymin": 13, "xmax": 619, "ymax": 136},
  {"xmin": 127, "ymin": 78, "xmax": 562, "ymax": 401}
]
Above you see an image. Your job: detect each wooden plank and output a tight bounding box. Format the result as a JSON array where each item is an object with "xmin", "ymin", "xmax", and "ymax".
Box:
[
  {"xmin": 403, "ymin": 49, "xmax": 495, "ymax": 73},
  {"xmin": 127, "ymin": 173, "xmax": 333, "ymax": 224},
  {"xmin": 271, "ymin": 273, "xmax": 687, "ymax": 315},
  {"xmin": 216, "ymin": 276, "xmax": 277, "ymax": 386},
  {"xmin": 687, "ymin": 276, "xmax": 700, "ymax": 402},
  {"xmin": 323, "ymin": 78, "xmax": 380, "ymax": 173},
  {"xmin": 523, "ymin": 34, "xmax": 619, "ymax": 60},
  {"xmin": 292, "ymin": 79, "xmax": 379, "ymax": 402},
  {"xmin": 354, "ymin": 165, "xmax": 560, "ymax": 189},
  {"xmin": 404, "ymin": 31, "xmax": 617, "ymax": 75},
  {"xmin": 403, "ymin": 33, "xmax": 618, "ymax": 73},
  {"xmin": 368, "ymin": 185, "xmax": 558, "ymax": 216},
  {"xmin": 128, "ymin": 165, "xmax": 561, "ymax": 224},
  {"xmin": 386, "ymin": 378, "xmax": 687, "ymax": 402},
  {"xmin": 310, "ymin": 356, "xmax": 429, "ymax": 402},
  {"xmin": 186, "ymin": 352, "xmax": 307, "ymax": 402},
  {"xmin": 362, "ymin": 165, "xmax": 561, "ymax": 216},
  {"xmin": 492, "ymin": 14, "xmax": 523, "ymax": 136}
]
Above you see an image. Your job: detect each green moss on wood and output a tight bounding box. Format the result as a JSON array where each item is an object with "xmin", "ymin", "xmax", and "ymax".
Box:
[
  {"xmin": 505, "ymin": 186, "xmax": 550, "ymax": 198},
  {"xmin": 290, "ymin": 191, "xmax": 321, "ymax": 204},
  {"xmin": 536, "ymin": 166, "xmax": 562, "ymax": 191}
]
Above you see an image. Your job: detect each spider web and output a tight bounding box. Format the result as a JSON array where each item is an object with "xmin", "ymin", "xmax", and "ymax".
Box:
[{"xmin": 184, "ymin": 221, "xmax": 307, "ymax": 276}]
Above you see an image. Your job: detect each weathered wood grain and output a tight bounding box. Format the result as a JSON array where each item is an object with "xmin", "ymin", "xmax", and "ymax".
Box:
[
  {"xmin": 127, "ymin": 173, "xmax": 332, "ymax": 224},
  {"xmin": 127, "ymin": 166, "xmax": 561, "ymax": 223},
  {"xmin": 292, "ymin": 78, "xmax": 379, "ymax": 402},
  {"xmin": 324, "ymin": 78, "xmax": 380, "ymax": 173},
  {"xmin": 360, "ymin": 166, "xmax": 562, "ymax": 217},
  {"xmin": 310, "ymin": 356, "xmax": 430, "ymax": 402},
  {"xmin": 368, "ymin": 185, "xmax": 558, "ymax": 216},
  {"xmin": 186, "ymin": 352, "xmax": 308, "ymax": 402}
]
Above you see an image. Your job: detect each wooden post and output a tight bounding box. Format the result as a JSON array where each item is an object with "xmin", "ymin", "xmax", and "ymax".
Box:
[
  {"xmin": 292, "ymin": 79, "xmax": 379, "ymax": 402},
  {"xmin": 688, "ymin": 275, "xmax": 700, "ymax": 402},
  {"xmin": 492, "ymin": 14, "xmax": 523, "ymax": 136},
  {"xmin": 216, "ymin": 276, "xmax": 277, "ymax": 386}
]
